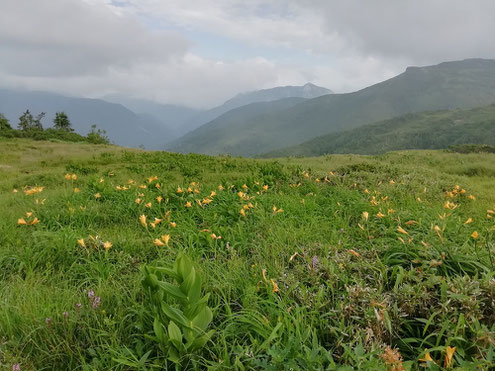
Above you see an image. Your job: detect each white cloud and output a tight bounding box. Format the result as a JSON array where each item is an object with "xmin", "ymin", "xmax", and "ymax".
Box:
[{"xmin": 1, "ymin": 0, "xmax": 494, "ymax": 108}]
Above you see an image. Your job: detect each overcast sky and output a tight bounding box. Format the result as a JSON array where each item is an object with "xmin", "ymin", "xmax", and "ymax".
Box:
[{"xmin": 1, "ymin": 0, "xmax": 494, "ymax": 108}]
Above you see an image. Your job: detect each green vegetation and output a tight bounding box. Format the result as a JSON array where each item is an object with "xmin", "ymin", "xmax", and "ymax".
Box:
[
  {"xmin": 1, "ymin": 139, "xmax": 495, "ymax": 369},
  {"xmin": 53, "ymin": 112, "xmax": 73, "ymax": 132},
  {"xmin": 170, "ymin": 58, "xmax": 495, "ymax": 157},
  {"xmin": 265, "ymin": 103, "xmax": 495, "ymax": 157},
  {"xmin": 0, "ymin": 113, "xmax": 109, "ymax": 144}
]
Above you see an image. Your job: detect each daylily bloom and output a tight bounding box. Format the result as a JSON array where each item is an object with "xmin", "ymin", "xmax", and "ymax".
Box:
[
  {"xmin": 362, "ymin": 211, "xmax": 369, "ymax": 221},
  {"xmin": 444, "ymin": 346, "xmax": 456, "ymax": 368},
  {"xmin": 145, "ymin": 202, "xmax": 152, "ymax": 208},
  {"xmin": 103, "ymin": 241, "xmax": 112, "ymax": 250},
  {"xmin": 99, "ymin": 178, "xmax": 104, "ymax": 183},
  {"xmin": 468, "ymin": 195, "xmax": 475, "ymax": 200},
  {"xmin": 177, "ymin": 187, "xmax": 184, "ymax": 193},
  {"xmin": 349, "ymin": 249, "xmax": 361, "ymax": 257},
  {"xmin": 156, "ymin": 196, "xmax": 163, "ymax": 203},
  {"xmin": 170, "ymin": 222, "xmax": 177, "ymax": 228},
  {"xmin": 185, "ymin": 201, "xmax": 192, "ymax": 208},
  {"xmin": 24, "ymin": 186, "xmax": 44, "ymax": 195},
  {"xmin": 376, "ymin": 212, "xmax": 386, "ymax": 218},
  {"xmin": 139, "ymin": 215, "xmax": 147, "ymax": 227},
  {"xmin": 17, "ymin": 218, "xmax": 27, "ymax": 225},
  {"xmin": 77, "ymin": 239, "xmax": 86, "ymax": 248},
  {"xmin": 94, "ymin": 193, "xmax": 101, "ymax": 199},
  {"xmin": 240, "ymin": 209, "xmax": 246, "ymax": 217},
  {"xmin": 210, "ymin": 233, "xmax": 221, "ymax": 240},
  {"xmin": 218, "ymin": 185, "xmax": 224, "ymax": 191},
  {"xmin": 154, "ymin": 239, "xmax": 165, "ymax": 246},
  {"xmin": 161, "ymin": 234, "xmax": 170, "ymax": 245},
  {"xmin": 397, "ymin": 226, "xmax": 409, "ymax": 235},
  {"xmin": 419, "ymin": 351, "xmax": 435, "ymax": 364},
  {"xmin": 262, "ymin": 184, "xmax": 269, "ymax": 191},
  {"xmin": 74, "ymin": 188, "xmax": 80, "ymax": 193},
  {"xmin": 270, "ymin": 279, "xmax": 279, "ymax": 293},
  {"xmin": 471, "ymin": 231, "xmax": 479, "ymax": 239},
  {"xmin": 135, "ymin": 198, "xmax": 142, "ymax": 204},
  {"xmin": 464, "ymin": 218, "xmax": 473, "ymax": 224},
  {"xmin": 29, "ymin": 217, "xmax": 40, "ymax": 225}
]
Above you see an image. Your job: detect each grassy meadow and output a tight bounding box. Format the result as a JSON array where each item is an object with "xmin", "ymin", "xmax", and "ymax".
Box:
[{"xmin": 1, "ymin": 138, "xmax": 495, "ymax": 370}]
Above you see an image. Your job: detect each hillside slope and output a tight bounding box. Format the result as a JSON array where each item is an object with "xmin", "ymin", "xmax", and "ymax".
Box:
[
  {"xmin": 167, "ymin": 97, "xmax": 307, "ymax": 154},
  {"xmin": 264, "ymin": 103, "xmax": 495, "ymax": 156},
  {"xmin": 0, "ymin": 89, "xmax": 175, "ymax": 148},
  {"xmin": 181, "ymin": 83, "xmax": 332, "ymax": 136},
  {"xmin": 171, "ymin": 58, "xmax": 495, "ymax": 156}
]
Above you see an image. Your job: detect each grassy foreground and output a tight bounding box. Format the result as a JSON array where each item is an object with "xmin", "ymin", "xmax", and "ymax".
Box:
[{"xmin": 1, "ymin": 138, "xmax": 495, "ymax": 370}]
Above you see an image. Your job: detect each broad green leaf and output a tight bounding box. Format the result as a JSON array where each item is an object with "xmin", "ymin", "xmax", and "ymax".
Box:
[
  {"xmin": 157, "ymin": 281, "xmax": 187, "ymax": 300},
  {"xmin": 161, "ymin": 302, "xmax": 191, "ymax": 329},
  {"xmin": 192, "ymin": 306, "xmax": 213, "ymax": 332},
  {"xmin": 153, "ymin": 316, "xmax": 167, "ymax": 344},
  {"xmin": 168, "ymin": 320, "xmax": 184, "ymax": 351}
]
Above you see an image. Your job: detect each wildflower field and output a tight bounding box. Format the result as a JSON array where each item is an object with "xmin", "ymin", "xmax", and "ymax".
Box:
[{"xmin": 1, "ymin": 138, "xmax": 495, "ymax": 370}]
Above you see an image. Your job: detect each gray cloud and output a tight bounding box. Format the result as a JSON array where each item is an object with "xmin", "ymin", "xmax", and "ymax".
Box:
[
  {"xmin": 1, "ymin": 0, "xmax": 494, "ymax": 107},
  {"xmin": 0, "ymin": 0, "xmax": 189, "ymax": 77},
  {"xmin": 312, "ymin": 0, "xmax": 495, "ymax": 63}
]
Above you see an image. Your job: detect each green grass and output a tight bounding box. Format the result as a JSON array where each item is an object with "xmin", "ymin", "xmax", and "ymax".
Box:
[{"xmin": 1, "ymin": 138, "xmax": 495, "ymax": 370}]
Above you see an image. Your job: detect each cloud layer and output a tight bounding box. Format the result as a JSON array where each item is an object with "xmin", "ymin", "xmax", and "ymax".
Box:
[{"xmin": 1, "ymin": 0, "xmax": 494, "ymax": 107}]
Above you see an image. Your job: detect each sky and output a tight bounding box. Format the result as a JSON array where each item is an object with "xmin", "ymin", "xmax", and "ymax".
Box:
[{"xmin": 1, "ymin": 0, "xmax": 495, "ymax": 108}]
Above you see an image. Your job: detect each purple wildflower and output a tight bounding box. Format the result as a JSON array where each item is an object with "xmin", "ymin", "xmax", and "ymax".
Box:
[
  {"xmin": 75, "ymin": 303, "xmax": 82, "ymax": 310},
  {"xmin": 87, "ymin": 290, "xmax": 95, "ymax": 299},
  {"xmin": 312, "ymin": 255, "xmax": 319, "ymax": 269},
  {"xmin": 92, "ymin": 296, "xmax": 101, "ymax": 309},
  {"xmin": 45, "ymin": 317, "xmax": 52, "ymax": 325},
  {"xmin": 63, "ymin": 311, "xmax": 69, "ymax": 319},
  {"xmin": 12, "ymin": 364, "xmax": 21, "ymax": 371}
]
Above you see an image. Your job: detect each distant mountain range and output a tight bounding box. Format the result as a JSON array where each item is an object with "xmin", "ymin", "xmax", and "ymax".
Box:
[
  {"xmin": 2, "ymin": 59, "xmax": 495, "ymax": 156},
  {"xmin": 0, "ymin": 89, "xmax": 176, "ymax": 148},
  {"xmin": 169, "ymin": 58, "xmax": 495, "ymax": 156},
  {"xmin": 263, "ymin": 103, "xmax": 495, "ymax": 157},
  {"xmin": 0, "ymin": 83, "xmax": 332, "ymax": 149}
]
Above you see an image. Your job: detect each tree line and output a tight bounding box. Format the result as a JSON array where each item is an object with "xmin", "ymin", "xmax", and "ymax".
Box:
[{"xmin": 0, "ymin": 110, "xmax": 109, "ymax": 144}]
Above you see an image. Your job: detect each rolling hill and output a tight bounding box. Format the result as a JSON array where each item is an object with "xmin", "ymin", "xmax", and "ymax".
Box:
[
  {"xmin": 263, "ymin": 103, "xmax": 495, "ymax": 157},
  {"xmin": 170, "ymin": 58, "xmax": 495, "ymax": 157},
  {"xmin": 180, "ymin": 83, "xmax": 332, "ymax": 135},
  {"xmin": 0, "ymin": 89, "xmax": 175, "ymax": 148},
  {"xmin": 167, "ymin": 97, "xmax": 307, "ymax": 154}
]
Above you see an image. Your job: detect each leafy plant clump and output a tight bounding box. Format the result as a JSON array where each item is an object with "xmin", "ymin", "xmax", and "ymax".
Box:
[{"xmin": 140, "ymin": 254, "xmax": 214, "ymax": 367}]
